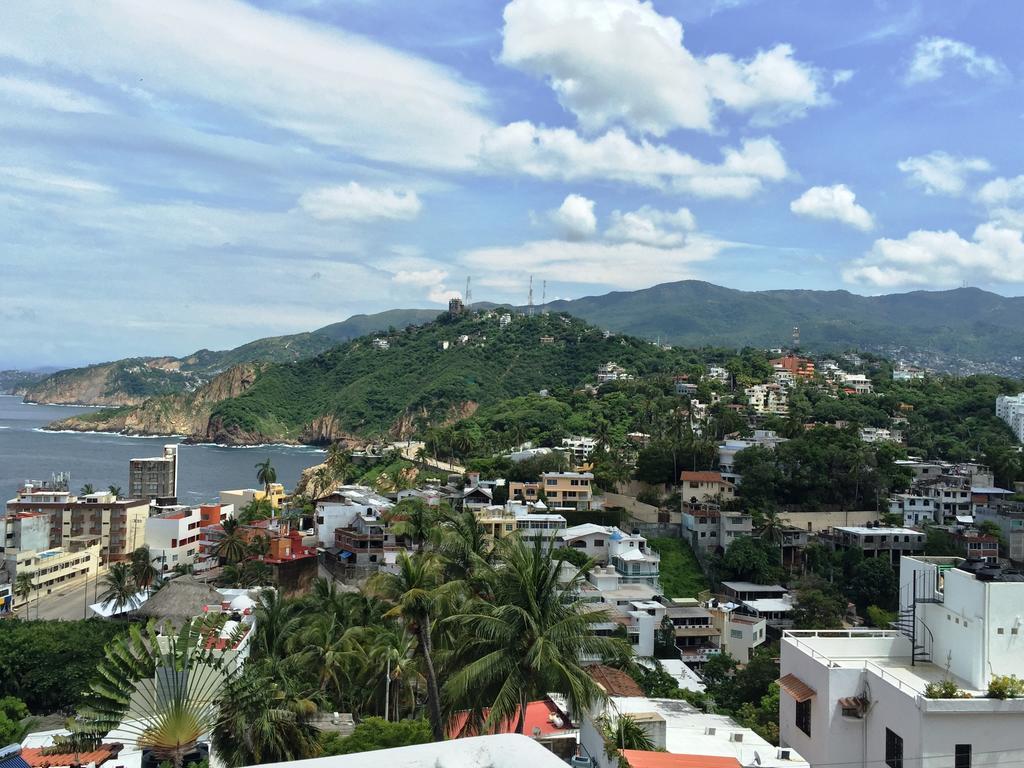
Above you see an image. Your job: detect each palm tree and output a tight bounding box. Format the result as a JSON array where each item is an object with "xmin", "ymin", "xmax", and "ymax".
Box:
[
  {"xmin": 70, "ymin": 618, "xmax": 244, "ymax": 768},
  {"xmin": 254, "ymin": 458, "xmax": 277, "ymax": 502},
  {"xmin": 80, "ymin": 483, "xmax": 95, "ymax": 495},
  {"xmin": 108, "ymin": 485, "xmax": 122, "ymax": 498},
  {"xmin": 99, "ymin": 562, "xmax": 141, "ymax": 615},
  {"xmin": 368, "ymin": 553, "xmax": 448, "ymax": 741},
  {"xmin": 212, "ymin": 668, "xmax": 320, "ymax": 768},
  {"xmin": 326, "ymin": 442, "xmax": 351, "ymax": 483},
  {"xmin": 436, "ymin": 508, "xmax": 492, "ymax": 593},
  {"xmin": 311, "ymin": 465, "xmax": 335, "ymax": 500},
  {"xmin": 444, "ymin": 536, "xmax": 627, "ymax": 734},
  {"xmin": 247, "ymin": 533, "xmax": 271, "ymax": 559},
  {"xmin": 368, "ymin": 625, "xmax": 423, "ymax": 721},
  {"xmin": 389, "ymin": 498, "xmax": 437, "ymax": 553},
  {"xmin": 290, "ymin": 612, "xmax": 364, "ymax": 705},
  {"xmin": 15, "ymin": 571, "xmax": 34, "ymax": 618},
  {"xmin": 129, "ymin": 545, "xmax": 163, "ymax": 592},
  {"xmin": 601, "ymin": 713, "xmax": 656, "ymax": 767},
  {"xmin": 214, "ymin": 519, "xmax": 248, "ymax": 565}
]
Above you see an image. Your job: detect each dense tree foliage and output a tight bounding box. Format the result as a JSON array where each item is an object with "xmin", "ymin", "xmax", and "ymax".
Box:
[{"xmin": 0, "ymin": 620, "xmax": 126, "ymax": 713}]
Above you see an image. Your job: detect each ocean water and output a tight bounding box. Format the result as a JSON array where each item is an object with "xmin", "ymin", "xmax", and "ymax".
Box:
[{"xmin": 0, "ymin": 395, "xmax": 325, "ymax": 504}]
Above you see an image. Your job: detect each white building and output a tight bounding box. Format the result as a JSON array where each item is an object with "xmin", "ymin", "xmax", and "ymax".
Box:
[
  {"xmin": 890, "ymin": 493, "xmax": 939, "ymax": 527},
  {"xmin": 315, "ymin": 486, "xmax": 393, "ymax": 548},
  {"xmin": 581, "ymin": 696, "xmax": 807, "ymax": 768},
  {"xmin": 894, "ymin": 365, "xmax": 926, "ymax": 381},
  {"xmin": 780, "ymin": 555, "xmax": 1024, "ymax": 768},
  {"xmin": 575, "ymin": 564, "xmax": 664, "ymax": 658},
  {"xmin": 596, "ymin": 362, "xmax": 633, "ymax": 383},
  {"xmin": 860, "ymin": 426, "xmax": 903, "ymax": 444},
  {"xmin": 558, "ymin": 524, "xmax": 661, "ymax": 588},
  {"xmin": 706, "ymin": 365, "xmax": 731, "ymax": 385},
  {"xmin": 707, "ymin": 599, "xmax": 768, "ymax": 663},
  {"xmin": 718, "ymin": 430, "xmax": 787, "ymax": 483},
  {"xmin": 746, "ymin": 383, "xmax": 789, "ymax": 415},
  {"xmin": 144, "ymin": 507, "xmax": 205, "ymax": 572},
  {"xmin": 840, "ymin": 372, "xmax": 874, "ymax": 394},
  {"xmin": 997, "ymin": 393, "xmax": 1024, "ymax": 441},
  {"xmin": 560, "ymin": 435, "xmax": 598, "ymax": 464},
  {"xmin": 255, "ymin": 733, "xmax": 568, "ymax": 768}
]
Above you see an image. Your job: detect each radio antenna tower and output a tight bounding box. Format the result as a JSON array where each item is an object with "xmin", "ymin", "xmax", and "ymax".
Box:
[
  {"xmin": 541, "ymin": 280, "xmax": 547, "ymax": 314},
  {"xmin": 792, "ymin": 325, "xmax": 800, "ymax": 351},
  {"xmin": 464, "ymin": 276, "xmax": 472, "ymax": 306},
  {"xmin": 527, "ymin": 276, "xmax": 534, "ymax": 316}
]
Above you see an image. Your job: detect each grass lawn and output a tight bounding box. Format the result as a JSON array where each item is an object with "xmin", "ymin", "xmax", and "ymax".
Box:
[{"xmin": 649, "ymin": 536, "xmax": 709, "ymax": 598}]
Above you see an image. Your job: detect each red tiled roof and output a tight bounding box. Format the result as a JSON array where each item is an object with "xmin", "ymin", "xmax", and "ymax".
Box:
[
  {"xmin": 587, "ymin": 664, "xmax": 645, "ymax": 697},
  {"xmin": 680, "ymin": 471, "xmax": 725, "ymax": 483},
  {"xmin": 447, "ymin": 698, "xmax": 572, "ymax": 738},
  {"xmin": 623, "ymin": 751, "xmax": 742, "ymax": 768},
  {"xmin": 21, "ymin": 744, "xmax": 122, "ymax": 768},
  {"xmin": 778, "ymin": 673, "xmax": 816, "ymax": 702}
]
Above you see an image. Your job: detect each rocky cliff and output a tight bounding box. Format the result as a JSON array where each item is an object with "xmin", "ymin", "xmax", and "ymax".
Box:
[{"xmin": 47, "ymin": 364, "xmax": 264, "ymax": 437}]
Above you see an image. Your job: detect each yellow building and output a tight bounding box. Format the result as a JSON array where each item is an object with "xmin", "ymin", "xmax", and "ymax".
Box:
[
  {"xmin": 220, "ymin": 483, "xmax": 286, "ymax": 510},
  {"xmin": 508, "ymin": 472, "xmax": 597, "ymax": 511},
  {"xmin": 473, "ymin": 506, "xmax": 517, "ymax": 540},
  {"xmin": 6, "ymin": 542, "xmax": 102, "ymax": 606}
]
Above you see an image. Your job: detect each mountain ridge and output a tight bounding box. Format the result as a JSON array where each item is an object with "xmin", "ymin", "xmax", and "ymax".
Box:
[{"xmin": 17, "ymin": 281, "xmax": 1024, "ymax": 406}]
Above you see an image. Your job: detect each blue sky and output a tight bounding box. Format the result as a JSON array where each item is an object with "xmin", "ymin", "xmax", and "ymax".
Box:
[{"xmin": 1, "ymin": 0, "xmax": 1023, "ymax": 367}]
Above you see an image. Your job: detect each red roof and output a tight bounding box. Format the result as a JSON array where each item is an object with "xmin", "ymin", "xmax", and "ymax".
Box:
[
  {"xmin": 623, "ymin": 751, "xmax": 742, "ymax": 768},
  {"xmin": 588, "ymin": 664, "xmax": 644, "ymax": 697},
  {"xmin": 448, "ymin": 698, "xmax": 572, "ymax": 738},
  {"xmin": 21, "ymin": 744, "xmax": 122, "ymax": 768},
  {"xmin": 680, "ymin": 471, "xmax": 725, "ymax": 484}
]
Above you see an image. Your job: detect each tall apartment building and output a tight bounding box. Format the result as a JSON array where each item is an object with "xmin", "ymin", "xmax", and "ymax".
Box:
[
  {"xmin": 129, "ymin": 444, "xmax": 178, "ymax": 502},
  {"xmin": 6, "ymin": 487, "xmax": 149, "ymax": 563},
  {"xmin": 781, "ymin": 556, "xmax": 1024, "ymax": 768},
  {"xmin": 997, "ymin": 392, "xmax": 1024, "ymax": 441}
]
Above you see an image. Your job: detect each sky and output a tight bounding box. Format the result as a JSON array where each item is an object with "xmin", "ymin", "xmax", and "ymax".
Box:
[{"xmin": 1, "ymin": 0, "xmax": 1023, "ymax": 367}]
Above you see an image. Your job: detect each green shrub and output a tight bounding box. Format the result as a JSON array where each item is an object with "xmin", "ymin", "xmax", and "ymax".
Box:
[
  {"xmin": 988, "ymin": 674, "xmax": 1024, "ymax": 699},
  {"xmin": 924, "ymin": 679, "xmax": 970, "ymax": 699}
]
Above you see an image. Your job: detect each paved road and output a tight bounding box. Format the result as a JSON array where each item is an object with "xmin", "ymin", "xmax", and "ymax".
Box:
[
  {"xmin": 20, "ymin": 574, "xmax": 104, "ymax": 621},
  {"xmin": 391, "ymin": 440, "xmax": 465, "ymax": 474}
]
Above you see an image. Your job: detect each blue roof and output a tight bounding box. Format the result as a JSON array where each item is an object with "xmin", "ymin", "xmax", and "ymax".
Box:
[
  {"xmin": 0, "ymin": 745, "xmax": 30, "ymax": 768},
  {"xmin": 339, "ymin": 550, "xmax": 353, "ymax": 559}
]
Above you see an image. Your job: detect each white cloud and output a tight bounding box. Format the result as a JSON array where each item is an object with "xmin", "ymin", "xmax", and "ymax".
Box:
[
  {"xmin": 605, "ymin": 205, "xmax": 696, "ymax": 246},
  {"xmin": 905, "ymin": 37, "xmax": 1007, "ymax": 85},
  {"xmin": 480, "ymin": 121, "xmax": 788, "ymax": 198},
  {"xmin": 0, "ymin": 75, "xmax": 107, "ymax": 113},
  {"xmin": 499, "ymin": 0, "xmax": 834, "ymax": 136},
  {"xmin": 390, "ymin": 268, "xmax": 449, "ymax": 288},
  {"xmin": 897, "ymin": 151, "xmax": 992, "ymax": 196},
  {"xmin": 461, "ymin": 237, "xmax": 727, "ymax": 290},
  {"xmin": 0, "ymin": 0, "xmax": 493, "ymax": 170},
  {"xmin": 298, "ymin": 182, "xmax": 422, "ymax": 222},
  {"xmin": 790, "ymin": 184, "xmax": 874, "ymax": 231},
  {"xmin": 977, "ymin": 175, "xmax": 1024, "ymax": 207},
  {"xmin": 550, "ymin": 194, "xmax": 597, "ymax": 239},
  {"xmin": 843, "ymin": 222, "xmax": 1024, "ymax": 287},
  {"xmin": 0, "ymin": 165, "xmax": 113, "ymax": 195}
]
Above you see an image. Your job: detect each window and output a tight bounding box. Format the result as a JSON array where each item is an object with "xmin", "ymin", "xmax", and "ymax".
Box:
[
  {"xmin": 795, "ymin": 699, "xmax": 811, "ymax": 737},
  {"xmin": 885, "ymin": 728, "xmax": 903, "ymax": 768},
  {"xmin": 730, "ymin": 629, "xmax": 743, "ymax": 639},
  {"xmin": 955, "ymin": 744, "xmax": 971, "ymax": 768}
]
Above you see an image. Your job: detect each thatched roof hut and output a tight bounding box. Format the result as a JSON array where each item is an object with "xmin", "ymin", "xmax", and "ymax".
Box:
[{"xmin": 134, "ymin": 575, "xmax": 223, "ymax": 628}]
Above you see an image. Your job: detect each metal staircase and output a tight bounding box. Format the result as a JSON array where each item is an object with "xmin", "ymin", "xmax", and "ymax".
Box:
[{"xmin": 891, "ymin": 568, "xmax": 942, "ymax": 665}]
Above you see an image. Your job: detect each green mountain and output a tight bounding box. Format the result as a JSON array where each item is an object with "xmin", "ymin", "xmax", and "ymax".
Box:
[
  {"xmin": 51, "ymin": 311, "xmax": 690, "ymax": 444},
  {"xmin": 21, "ymin": 309, "xmax": 443, "ymax": 406},
  {"xmin": 546, "ymin": 282, "xmax": 1024, "ymax": 370}
]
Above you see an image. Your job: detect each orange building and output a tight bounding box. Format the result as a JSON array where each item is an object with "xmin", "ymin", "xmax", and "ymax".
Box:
[{"xmin": 771, "ymin": 354, "xmax": 815, "ymax": 378}]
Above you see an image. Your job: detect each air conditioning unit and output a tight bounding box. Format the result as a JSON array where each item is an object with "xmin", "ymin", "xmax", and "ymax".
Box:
[
  {"xmin": 705, "ymin": 726, "xmax": 716, "ymax": 735},
  {"xmin": 730, "ymin": 733, "xmax": 744, "ymax": 743},
  {"xmin": 570, "ymin": 757, "xmax": 594, "ymax": 768},
  {"xmin": 778, "ymin": 749, "xmax": 792, "ymax": 760}
]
